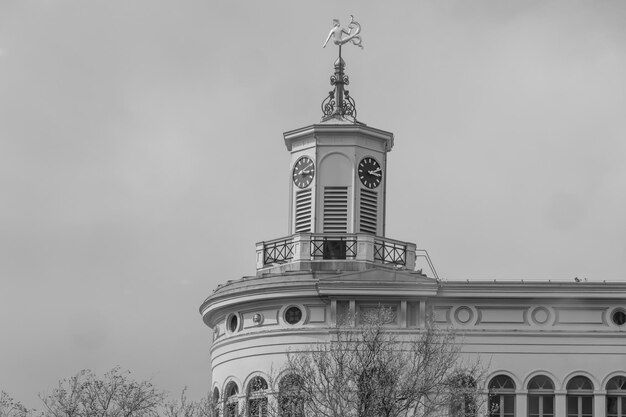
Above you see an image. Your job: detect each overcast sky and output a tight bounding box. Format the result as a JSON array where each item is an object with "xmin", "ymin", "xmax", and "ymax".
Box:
[{"xmin": 1, "ymin": 0, "xmax": 625, "ymax": 408}]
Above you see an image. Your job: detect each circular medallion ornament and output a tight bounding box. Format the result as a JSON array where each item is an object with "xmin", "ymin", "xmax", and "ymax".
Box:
[
  {"xmin": 292, "ymin": 156, "xmax": 315, "ymax": 188},
  {"xmin": 358, "ymin": 157, "xmax": 382, "ymax": 189},
  {"xmin": 454, "ymin": 306, "xmax": 474, "ymax": 325},
  {"xmin": 531, "ymin": 307, "xmax": 551, "ymax": 325}
]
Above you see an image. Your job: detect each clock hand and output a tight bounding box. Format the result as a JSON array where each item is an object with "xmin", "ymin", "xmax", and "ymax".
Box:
[
  {"xmin": 298, "ymin": 164, "xmax": 313, "ymax": 175},
  {"xmin": 368, "ymin": 171, "xmax": 381, "ymax": 177}
]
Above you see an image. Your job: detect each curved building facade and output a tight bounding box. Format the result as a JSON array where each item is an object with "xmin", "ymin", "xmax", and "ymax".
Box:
[{"xmin": 199, "ymin": 53, "xmax": 626, "ymax": 417}]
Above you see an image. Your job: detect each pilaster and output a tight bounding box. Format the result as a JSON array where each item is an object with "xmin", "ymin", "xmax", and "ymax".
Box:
[
  {"xmin": 516, "ymin": 391, "xmax": 527, "ymax": 417},
  {"xmin": 594, "ymin": 391, "xmax": 606, "ymax": 417},
  {"xmin": 400, "ymin": 300, "xmax": 407, "ymax": 328},
  {"xmin": 418, "ymin": 299, "xmax": 427, "ymax": 328},
  {"xmin": 555, "ymin": 391, "xmax": 566, "ymax": 417}
]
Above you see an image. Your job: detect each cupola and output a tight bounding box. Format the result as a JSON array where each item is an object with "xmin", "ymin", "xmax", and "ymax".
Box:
[{"xmin": 255, "ymin": 18, "xmax": 426, "ymax": 276}]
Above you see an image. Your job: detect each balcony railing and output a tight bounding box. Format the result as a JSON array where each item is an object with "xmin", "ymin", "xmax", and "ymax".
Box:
[
  {"xmin": 374, "ymin": 239, "xmax": 406, "ymax": 266},
  {"xmin": 263, "ymin": 238, "xmax": 294, "ymax": 264},
  {"xmin": 311, "ymin": 235, "xmax": 357, "ymax": 260},
  {"xmin": 257, "ymin": 233, "xmax": 420, "ymax": 272}
]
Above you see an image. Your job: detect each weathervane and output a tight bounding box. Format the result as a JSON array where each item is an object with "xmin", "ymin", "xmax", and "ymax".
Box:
[
  {"xmin": 321, "ymin": 16, "xmax": 363, "ymax": 122},
  {"xmin": 322, "ymin": 15, "xmax": 363, "ymax": 51}
]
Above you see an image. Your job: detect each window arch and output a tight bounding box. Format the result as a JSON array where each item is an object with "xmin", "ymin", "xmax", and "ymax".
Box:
[
  {"xmin": 278, "ymin": 374, "xmax": 305, "ymax": 417},
  {"xmin": 247, "ymin": 376, "xmax": 268, "ymax": 417},
  {"xmin": 489, "ymin": 375, "xmax": 516, "ymax": 417},
  {"xmin": 607, "ymin": 376, "xmax": 626, "ymax": 417},
  {"xmin": 566, "ymin": 376, "xmax": 594, "ymax": 417},
  {"xmin": 528, "ymin": 375, "xmax": 554, "ymax": 417},
  {"xmin": 449, "ymin": 374, "xmax": 477, "ymax": 417},
  {"xmin": 224, "ymin": 381, "xmax": 239, "ymax": 417}
]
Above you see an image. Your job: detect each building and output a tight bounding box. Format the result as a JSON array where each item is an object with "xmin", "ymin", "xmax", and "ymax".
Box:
[{"xmin": 199, "ymin": 41, "xmax": 626, "ymax": 417}]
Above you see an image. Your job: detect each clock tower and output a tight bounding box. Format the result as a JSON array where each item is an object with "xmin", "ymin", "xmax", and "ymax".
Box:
[
  {"xmin": 285, "ymin": 108, "xmax": 393, "ymax": 237},
  {"xmin": 256, "ymin": 41, "xmax": 419, "ymax": 273},
  {"xmin": 285, "ymin": 49, "xmax": 394, "ymax": 238}
]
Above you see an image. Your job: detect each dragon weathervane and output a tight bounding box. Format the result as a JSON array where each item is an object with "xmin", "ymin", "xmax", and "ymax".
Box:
[{"xmin": 320, "ymin": 16, "xmax": 363, "ymax": 122}]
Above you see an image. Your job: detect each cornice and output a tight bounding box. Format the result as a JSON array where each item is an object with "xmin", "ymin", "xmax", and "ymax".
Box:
[
  {"xmin": 316, "ymin": 280, "xmax": 438, "ymax": 297},
  {"xmin": 199, "ymin": 273, "xmax": 626, "ymax": 327},
  {"xmin": 439, "ymin": 280, "xmax": 626, "ymax": 299},
  {"xmin": 283, "ymin": 123, "xmax": 394, "ymax": 151},
  {"xmin": 200, "ymin": 268, "xmax": 439, "ymax": 325},
  {"xmin": 199, "ymin": 274, "xmax": 321, "ymax": 324}
]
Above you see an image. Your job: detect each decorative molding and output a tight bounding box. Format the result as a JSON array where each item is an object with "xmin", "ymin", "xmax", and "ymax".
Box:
[
  {"xmin": 521, "ymin": 370, "xmax": 561, "ymax": 390},
  {"xmin": 554, "ymin": 306, "xmax": 607, "ymax": 326},
  {"xmin": 476, "ymin": 306, "xmax": 529, "ymax": 325},
  {"xmin": 530, "ymin": 306, "xmax": 552, "ymax": 326},
  {"xmin": 453, "ymin": 306, "xmax": 475, "ymax": 326},
  {"xmin": 241, "ymin": 306, "xmax": 282, "ymax": 329},
  {"xmin": 433, "ymin": 306, "xmax": 451, "ymax": 324},
  {"xmin": 305, "ymin": 304, "xmax": 327, "ymax": 324},
  {"xmin": 561, "ymin": 370, "xmax": 600, "ymax": 391}
]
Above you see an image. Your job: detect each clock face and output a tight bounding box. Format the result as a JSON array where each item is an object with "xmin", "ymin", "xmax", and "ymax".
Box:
[
  {"xmin": 292, "ymin": 156, "xmax": 315, "ymax": 188},
  {"xmin": 358, "ymin": 157, "xmax": 382, "ymax": 189}
]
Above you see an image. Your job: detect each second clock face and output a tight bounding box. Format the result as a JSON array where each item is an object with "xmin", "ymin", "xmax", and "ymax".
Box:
[
  {"xmin": 358, "ymin": 157, "xmax": 382, "ymax": 189},
  {"xmin": 292, "ymin": 156, "xmax": 315, "ymax": 188}
]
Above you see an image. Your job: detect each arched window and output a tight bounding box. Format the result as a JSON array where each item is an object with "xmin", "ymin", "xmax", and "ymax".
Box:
[
  {"xmin": 224, "ymin": 382, "xmax": 239, "ymax": 417},
  {"xmin": 212, "ymin": 387, "xmax": 220, "ymax": 417},
  {"xmin": 278, "ymin": 374, "xmax": 305, "ymax": 417},
  {"xmin": 607, "ymin": 376, "xmax": 626, "ymax": 417},
  {"xmin": 489, "ymin": 375, "xmax": 516, "ymax": 417},
  {"xmin": 566, "ymin": 376, "xmax": 593, "ymax": 417},
  {"xmin": 247, "ymin": 376, "xmax": 268, "ymax": 417},
  {"xmin": 449, "ymin": 374, "xmax": 477, "ymax": 417},
  {"xmin": 528, "ymin": 375, "xmax": 554, "ymax": 417}
]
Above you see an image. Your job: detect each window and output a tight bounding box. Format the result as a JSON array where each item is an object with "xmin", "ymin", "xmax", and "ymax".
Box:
[
  {"xmin": 247, "ymin": 376, "xmax": 268, "ymax": 417},
  {"xmin": 228, "ymin": 314, "xmax": 239, "ymax": 333},
  {"xmin": 607, "ymin": 376, "xmax": 626, "ymax": 417},
  {"xmin": 489, "ymin": 375, "xmax": 516, "ymax": 417},
  {"xmin": 279, "ymin": 374, "xmax": 305, "ymax": 417},
  {"xmin": 224, "ymin": 382, "xmax": 239, "ymax": 417},
  {"xmin": 528, "ymin": 375, "xmax": 554, "ymax": 417},
  {"xmin": 566, "ymin": 376, "xmax": 593, "ymax": 417},
  {"xmin": 212, "ymin": 388, "xmax": 220, "ymax": 417},
  {"xmin": 449, "ymin": 374, "xmax": 477, "ymax": 417},
  {"xmin": 612, "ymin": 309, "xmax": 626, "ymax": 326},
  {"xmin": 284, "ymin": 306, "xmax": 302, "ymax": 325}
]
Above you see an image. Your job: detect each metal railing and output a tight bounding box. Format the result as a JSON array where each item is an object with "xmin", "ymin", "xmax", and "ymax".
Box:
[
  {"xmin": 374, "ymin": 239, "xmax": 407, "ymax": 266},
  {"xmin": 263, "ymin": 238, "xmax": 294, "ymax": 264},
  {"xmin": 310, "ymin": 235, "xmax": 357, "ymax": 260},
  {"xmin": 259, "ymin": 233, "xmax": 419, "ymax": 271}
]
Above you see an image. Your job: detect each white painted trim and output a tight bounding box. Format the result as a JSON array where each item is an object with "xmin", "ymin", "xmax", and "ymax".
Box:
[
  {"xmin": 562, "ymin": 370, "xmax": 600, "ymax": 391},
  {"xmin": 521, "ymin": 370, "xmax": 561, "ymax": 390}
]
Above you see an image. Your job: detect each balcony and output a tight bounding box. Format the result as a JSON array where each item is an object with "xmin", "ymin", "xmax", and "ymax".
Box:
[{"xmin": 256, "ymin": 233, "xmax": 422, "ymax": 274}]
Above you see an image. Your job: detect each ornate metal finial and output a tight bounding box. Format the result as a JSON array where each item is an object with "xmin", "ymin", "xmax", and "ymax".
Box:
[{"xmin": 321, "ymin": 16, "xmax": 363, "ymax": 122}]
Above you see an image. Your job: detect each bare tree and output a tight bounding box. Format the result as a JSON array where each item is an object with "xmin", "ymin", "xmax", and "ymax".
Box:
[
  {"xmin": 162, "ymin": 388, "xmax": 218, "ymax": 417},
  {"xmin": 0, "ymin": 392, "xmax": 32, "ymax": 417},
  {"xmin": 39, "ymin": 367, "xmax": 165, "ymax": 417},
  {"xmin": 280, "ymin": 306, "xmax": 487, "ymax": 417}
]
